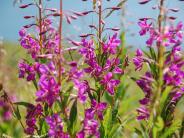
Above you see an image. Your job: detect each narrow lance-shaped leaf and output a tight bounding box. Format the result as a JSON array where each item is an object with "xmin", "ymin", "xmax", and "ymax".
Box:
[
  {"xmin": 159, "ymin": 86, "xmax": 173, "ymax": 112},
  {"xmin": 14, "ymin": 106, "xmax": 21, "ymax": 120},
  {"xmin": 13, "ymin": 102, "xmax": 33, "ymax": 108},
  {"xmin": 68, "ymin": 99, "xmax": 78, "ymax": 135},
  {"xmin": 103, "ymin": 106, "xmax": 112, "ymax": 137},
  {"xmin": 160, "ymin": 120, "xmax": 181, "ymax": 138},
  {"xmin": 105, "ymin": 0, "xmax": 127, "ymax": 19},
  {"xmin": 153, "ymin": 116, "xmax": 164, "ymax": 138}
]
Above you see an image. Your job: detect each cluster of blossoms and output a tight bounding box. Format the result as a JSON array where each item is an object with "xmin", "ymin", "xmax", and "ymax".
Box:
[
  {"xmin": 77, "ymin": 100, "xmax": 107, "ymax": 138},
  {"xmin": 17, "ymin": 2, "xmax": 66, "ymax": 136},
  {"xmin": 46, "ymin": 114, "xmax": 69, "ymax": 138},
  {"xmin": 36, "ymin": 62, "xmax": 60, "ymax": 107},
  {"xmin": 72, "ymin": 33, "xmax": 123, "ymax": 137},
  {"xmin": 138, "ymin": 18, "xmax": 183, "ymax": 47},
  {"xmin": 19, "ymin": 19, "xmax": 59, "ymax": 59},
  {"xmin": 164, "ymin": 44, "xmax": 184, "ymax": 108},
  {"xmin": 19, "ymin": 29, "xmax": 40, "ymax": 59},
  {"xmin": 7, "ymin": 0, "xmax": 184, "ymax": 137},
  {"xmin": 16, "ymin": 0, "xmax": 125, "ymax": 137},
  {"xmin": 18, "ymin": 60, "xmax": 39, "ymax": 81},
  {"xmin": 134, "ymin": 0, "xmax": 184, "ymax": 122},
  {"xmin": 25, "ymin": 104, "xmax": 43, "ymax": 134},
  {"xmin": 136, "ymin": 72, "xmax": 153, "ymax": 120},
  {"xmin": 18, "ymin": 27, "xmax": 72, "ymax": 137},
  {"xmin": 78, "ymin": 33, "xmax": 122, "ymax": 96}
]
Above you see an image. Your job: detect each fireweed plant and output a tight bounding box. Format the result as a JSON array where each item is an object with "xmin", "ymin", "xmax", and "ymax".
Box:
[
  {"xmin": 14, "ymin": 0, "xmax": 128, "ymax": 137},
  {"xmin": 133, "ymin": 0, "xmax": 184, "ymax": 137},
  {"xmin": 2, "ymin": 0, "xmax": 184, "ymax": 137}
]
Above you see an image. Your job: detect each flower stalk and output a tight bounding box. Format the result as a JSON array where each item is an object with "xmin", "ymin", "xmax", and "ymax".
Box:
[
  {"xmin": 153, "ymin": 0, "xmax": 165, "ymax": 119},
  {"xmin": 58, "ymin": 0, "xmax": 63, "ymax": 85},
  {"xmin": 98, "ymin": 0, "xmax": 102, "ymax": 42},
  {"xmin": 39, "ymin": 0, "xmax": 43, "ymax": 54}
]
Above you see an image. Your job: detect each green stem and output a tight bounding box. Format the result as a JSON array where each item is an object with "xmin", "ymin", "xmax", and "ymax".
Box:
[
  {"xmin": 152, "ymin": 0, "xmax": 165, "ymax": 131},
  {"xmin": 58, "ymin": 0, "xmax": 63, "ymax": 85},
  {"xmin": 98, "ymin": 0, "xmax": 102, "ymax": 54},
  {"xmin": 39, "ymin": 0, "xmax": 43, "ymax": 54}
]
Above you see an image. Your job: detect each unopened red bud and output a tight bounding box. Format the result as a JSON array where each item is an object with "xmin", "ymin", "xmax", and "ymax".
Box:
[
  {"xmin": 82, "ymin": 11, "xmax": 94, "ymax": 15},
  {"xmin": 23, "ymin": 24, "xmax": 36, "ymax": 28},
  {"xmin": 169, "ymin": 8, "xmax": 179, "ymax": 12},
  {"xmin": 106, "ymin": 7, "xmax": 121, "ymax": 10},
  {"xmin": 19, "ymin": 3, "xmax": 33, "ymax": 9},
  {"xmin": 73, "ymin": 12, "xmax": 84, "ymax": 16},
  {"xmin": 45, "ymin": 8, "xmax": 58, "ymax": 12},
  {"xmin": 80, "ymin": 34, "xmax": 94, "ymax": 38},
  {"xmin": 89, "ymin": 25, "xmax": 98, "ymax": 30},
  {"xmin": 70, "ymin": 15, "xmax": 78, "ymax": 20},
  {"xmin": 24, "ymin": 16, "xmax": 34, "ymax": 19},
  {"xmin": 52, "ymin": 13, "xmax": 62, "ymax": 17},
  {"xmin": 66, "ymin": 16, "xmax": 71, "ymax": 24},
  {"xmin": 39, "ymin": 30, "xmax": 48, "ymax": 35},
  {"xmin": 139, "ymin": 0, "xmax": 151, "ymax": 4},
  {"xmin": 73, "ymin": 11, "xmax": 94, "ymax": 16},
  {"xmin": 169, "ymin": 16, "xmax": 177, "ymax": 20},
  {"xmin": 106, "ymin": 27, "xmax": 120, "ymax": 31}
]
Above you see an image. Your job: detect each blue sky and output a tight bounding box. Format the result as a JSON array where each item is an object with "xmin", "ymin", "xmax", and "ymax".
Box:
[{"xmin": 0, "ymin": 0, "xmax": 184, "ymax": 48}]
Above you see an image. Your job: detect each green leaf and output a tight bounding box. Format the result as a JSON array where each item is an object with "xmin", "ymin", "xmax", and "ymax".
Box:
[
  {"xmin": 156, "ymin": 116, "xmax": 164, "ymax": 131},
  {"xmin": 44, "ymin": 103, "xmax": 49, "ymax": 116},
  {"xmin": 149, "ymin": 63, "xmax": 158, "ymax": 78},
  {"xmin": 142, "ymin": 49, "xmax": 151, "ymax": 59},
  {"xmin": 104, "ymin": 92, "xmax": 113, "ymax": 104},
  {"xmin": 13, "ymin": 102, "xmax": 33, "ymax": 108},
  {"xmin": 38, "ymin": 118, "xmax": 49, "ymax": 135},
  {"xmin": 160, "ymin": 86, "xmax": 173, "ymax": 112},
  {"xmin": 116, "ymin": 82, "xmax": 129, "ymax": 100},
  {"xmin": 179, "ymin": 117, "xmax": 184, "ymax": 138},
  {"xmin": 103, "ymin": 106, "xmax": 112, "ymax": 137},
  {"xmin": 109, "ymin": 123, "xmax": 121, "ymax": 137},
  {"xmin": 112, "ymin": 101, "xmax": 119, "ymax": 123},
  {"xmin": 99, "ymin": 123, "xmax": 105, "ymax": 138},
  {"xmin": 68, "ymin": 100, "xmax": 78, "ymax": 135},
  {"xmin": 120, "ymin": 32, "xmax": 127, "ymax": 59},
  {"xmin": 58, "ymin": 88, "xmax": 71, "ymax": 112},
  {"xmin": 149, "ymin": 47, "xmax": 157, "ymax": 60},
  {"xmin": 14, "ymin": 106, "xmax": 21, "ymax": 120},
  {"xmin": 135, "ymin": 128, "xmax": 144, "ymax": 138},
  {"xmin": 153, "ymin": 116, "xmax": 164, "ymax": 138},
  {"xmin": 105, "ymin": 0, "xmax": 127, "ymax": 19},
  {"xmin": 160, "ymin": 120, "xmax": 181, "ymax": 138},
  {"xmin": 40, "ymin": 58, "xmax": 47, "ymax": 64},
  {"xmin": 32, "ymin": 79, "xmax": 38, "ymax": 90}
]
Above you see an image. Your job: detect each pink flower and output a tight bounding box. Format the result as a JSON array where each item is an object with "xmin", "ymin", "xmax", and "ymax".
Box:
[
  {"xmin": 100, "ymin": 72, "xmax": 120, "ymax": 95},
  {"xmin": 74, "ymin": 80, "xmax": 90, "ymax": 103},
  {"xmin": 46, "ymin": 114, "xmax": 69, "ymax": 138},
  {"xmin": 133, "ymin": 49, "xmax": 144, "ymax": 71},
  {"xmin": 102, "ymin": 33, "xmax": 120, "ymax": 54},
  {"xmin": 138, "ymin": 19, "xmax": 153, "ymax": 36}
]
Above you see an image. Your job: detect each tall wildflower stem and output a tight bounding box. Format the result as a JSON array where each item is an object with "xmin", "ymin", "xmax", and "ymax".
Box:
[
  {"xmin": 58, "ymin": 0, "xmax": 63, "ymax": 85},
  {"xmin": 153, "ymin": 0, "xmax": 165, "ymax": 120},
  {"xmin": 39, "ymin": 0, "xmax": 43, "ymax": 54},
  {"xmin": 98, "ymin": 0, "xmax": 102, "ymax": 51},
  {"xmin": 97, "ymin": 0, "xmax": 103, "ymax": 103}
]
